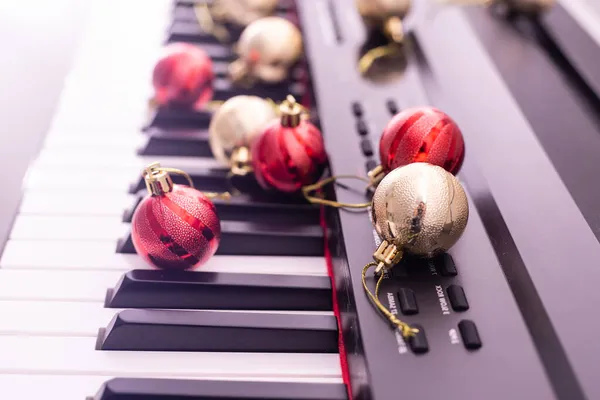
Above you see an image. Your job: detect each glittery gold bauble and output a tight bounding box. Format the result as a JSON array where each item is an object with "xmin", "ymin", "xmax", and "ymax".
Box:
[
  {"xmin": 213, "ymin": 0, "xmax": 279, "ymax": 26},
  {"xmin": 208, "ymin": 95, "xmax": 278, "ymax": 166},
  {"xmin": 230, "ymin": 17, "xmax": 303, "ymax": 84},
  {"xmin": 503, "ymin": 0, "xmax": 554, "ymax": 14},
  {"xmin": 371, "ymin": 163, "xmax": 469, "ymax": 257},
  {"xmin": 356, "ymin": 0, "xmax": 411, "ymax": 21}
]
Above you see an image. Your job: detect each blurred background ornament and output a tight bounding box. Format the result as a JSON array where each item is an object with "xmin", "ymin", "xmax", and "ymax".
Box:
[
  {"xmin": 229, "ymin": 17, "xmax": 303, "ymax": 85},
  {"xmin": 151, "ymin": 43, "xmax": 214, "ymax": 110}
]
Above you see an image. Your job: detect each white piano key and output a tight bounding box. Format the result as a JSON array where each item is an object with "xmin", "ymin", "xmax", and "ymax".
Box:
[
  {"xmin": 0, "ymin": 301, "xmax": 117, "ymax": 336},
  {"xmin": 0, "ymin": 302, "xmax": 333, "ymax": 336},
  {"xmin": 0, "ymin": 270, "xmax": 122, "ymax": 302},
  {"xmin": 0, "ymin": 375, "xmax": 108, "ymax": 400},
  {"xmin": 33, "ymin": 151, "xmax": 221, "ymax": 171},
  {"xmin": 24, "ymin": 167, "xmax": 133, "ymax": 190},
  {"xmin": 0, "ymin": 336, "xmax": 341, "ymax": 379},
  {"xmin": 1, "ymin": 240, "xmax": 327, "ymax": 275},
  {"xmin": 0, "ymin": 375, "xmax": 344, "ymax": 400},
  {"xmin": 44, "ymin": 132, "xmax": 145, "ymax": 148},
  {"xmin": 11, "ymin": 215, "xmax": 127, "ymax": 240},
  {"xmin": 19, "ymin": 191, "xmax": 131, "ymax": 215}
]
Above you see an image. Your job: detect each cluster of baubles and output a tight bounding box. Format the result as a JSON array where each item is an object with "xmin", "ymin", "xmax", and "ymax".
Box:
[
  {"xmin": 151, "ymin": 6, "xmax": 302, "ymax": 109},
  {"xmin": 132, "ymin": 102, "xmax": 468, "ymax": 270}
]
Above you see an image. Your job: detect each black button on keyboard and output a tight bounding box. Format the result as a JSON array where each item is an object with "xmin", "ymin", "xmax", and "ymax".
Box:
[
  {"xmin": 436, "ymin": 253, "xmax": 458, "ymax": 276},
  {"xmin": 92, "ymin": 378, "xmax": 348, "ymax": 400},
  {"xmin": 352, "ymin": 101, "xmax": 363, "ymax": 117},
  {"xmin": 97, "ymin": 310, "xmax": 338, "ymax": 353},
  {"xmin": 447, "ymin": 285, "xmax": 469, "ymax": 311},
  {"xmin": 397, "ymin": 288, "xmax": 418, "ymax": 315},
  {"xmin": 105, "ymin": 270, "xmax": 333, "ymax": 311},
  {"xmin": 356, "ymin": 120, "xmax": 368, "ymax": 136},
  {"xmin": 458, "ymin": 320, "xmax": 482, "ymax": 350},
  {"xmin": 366, "ymin": 159, "xmax": 378, "ymax": 174},
  {"xmin": 408, "ymin": 324, "xmax": 429, "ymax": 354},
  {"xmin": 360, "ymin": 139, "xmax": 374, "ymax": 156},
  {"xmin": 386, "ymin": 99, "xmax": 399, "ymax": 115}
]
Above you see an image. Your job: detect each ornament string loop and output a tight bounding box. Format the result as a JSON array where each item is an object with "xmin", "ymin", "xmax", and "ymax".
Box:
[
  {"xmin": 362, "ymin": 263, "xmax": 418, "ymax": 339},
  {"xmin": 358, "ymin": 43, "xmax": 402, "ymax": 76},
  {"xmin": 143, "ymin": 163, "xmax": 231, "ymax": 200},
  {"xmin": 301, "ymin": 175, "xmax": 371, "ymax": 209},
  {"xmin": 194, "ymin": 1, "xmax": 231, "ymax": 44}
]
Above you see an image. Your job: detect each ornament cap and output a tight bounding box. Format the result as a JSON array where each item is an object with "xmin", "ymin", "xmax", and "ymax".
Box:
[
  {"xmin": 143, "ymin": 162, "xmax": 174, "ymax": 196},
  {"xmin": 383, "ymin": 16, "xmax": 404, "ymax": 43},
  {"xmin": 280, "ymin": 95, "xmax": 303, "ymax": 128},
  {"xmin": 230, "ymin": 146, "xmax": 253, "ymax": 176},
  {"xmin": 142, "ymin": 162, "xmax": 194, "ymax": 196}
]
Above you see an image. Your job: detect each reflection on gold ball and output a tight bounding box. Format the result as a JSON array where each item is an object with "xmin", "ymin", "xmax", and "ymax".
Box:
[
  {"xmin": 208, "ymin": 96, "xmax": 278, "ymax": 165},
  {"xmin": 371, "ymin": 163, "xmax": 469, "ymax": 256}
]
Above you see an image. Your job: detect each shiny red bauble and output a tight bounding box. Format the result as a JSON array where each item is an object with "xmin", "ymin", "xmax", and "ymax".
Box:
[
  {"xmin": 152, "ymin": 43, "xmax": 214, "ymax": 109},
  {"xmin": 251, "ymin": 119, "xmax": 328, "ymax": 193},
  {"xmin": 379, "ymin": 107, "xmax": 465, "ymax": 175},
  {"xmin": 131, "ymin": 185, "xmax": 221, "ymax": 270}
]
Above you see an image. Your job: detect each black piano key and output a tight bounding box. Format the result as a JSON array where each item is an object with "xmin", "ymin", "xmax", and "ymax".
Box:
[
  {"xmin": 92, "ymin": 377, "xmax": 348, "ymax": 400},
  {"xmin": 169, "ymin": 21, "xmax": 220, "ymax": 44},
  {"xmin": 212, "ymin": 79, "xmax": 303, "ymax": 103},
  {"xmin": 116, "ymin": 222, "xmax": 324, "ymax": 256},
  {"xmin": 97, "ymin": 309, "xmax": 338, "ymax": 352},
  {"xmin": 128, "ymin": 168, "xmax": 229, "ymax": 194},
  {"xmin": 137, "ymin": 128, "xmax": 212, "ymax": 157},
  {"xmin": 123, "ymin": 190, "xmax": 320, "ymax": 224},
  {"xmin": 172, "ymin": 5, "xmax": 198, "ymax": 22},
  {"xmin": 174, "ymin": 0, "xmax": 293, "ymax": 10},
  {"xmin": 105, "ymin": 269, "xmax": 333, "ymax": 311},
  {"xmin": 146, "ymin": 106, "xmax": 212, "ymax": 130}
]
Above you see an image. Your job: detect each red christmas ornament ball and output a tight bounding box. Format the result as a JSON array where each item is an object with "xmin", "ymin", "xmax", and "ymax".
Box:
[
  {"xmin": 379, "ymin": 107, "xmax": 465, "ymax": 175},
  {"xmin": 152, "ymin": 43, "xmax": 214, "ymax": 109},
  {"xmin": 251, "ymin": 119, "xmax": 328, "ymax": 193},
  {"xmin": 131, "ymin": 185, "xmax": 221, "ymax": 270}
]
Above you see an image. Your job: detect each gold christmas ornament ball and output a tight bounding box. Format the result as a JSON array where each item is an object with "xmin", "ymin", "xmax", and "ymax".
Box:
[
  {"xmin": 371, "ymin": 163, "xmax": 469, "ymax": 257},
  {"xmin": 503, "ymin": 0, "xmax": 555, "ymax": 14},
  {"xmin": 231, "ymin": 16, "xmax": 303, "ymax": 83},
  {"xmin": 208, "ymin": 95, "xmax": 278, "ymax": 166},
  {"xmin": 213, "ymin": 0, "xmax": 279, "ymax": 26},
  {"xmin": 356, "ymin": 0, "xmax": 411, "ymax": 23}
]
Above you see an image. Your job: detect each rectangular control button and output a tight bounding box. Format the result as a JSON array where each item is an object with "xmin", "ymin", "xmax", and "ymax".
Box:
[
  {"xmin": 408, "ymin": 324, "xmax": 429, "ymax": 354},
  {"xmin": 458, "ymin": 320, "xmax": 482, "ymax": 350},
  {"xmin": 361, "ymin": 139, "xmax": 374, "ymax": 156},
  {"xmin": 397, "ymin": 288, "xmax": 418, "ymax": 315},
  {"xmin": 447, "ymin": 285, "xmax": 469, "ymax": 311},
  {"xmin": 352, "ymin": 101, "xmax": 363, "ymax": 117},
  {"xmin": 357, "ymin": 120, "xmax": 369, "ymax": 136},
  {"xmin": 437, "ymin": 253, "xmax": 458, "ymax": 276}
]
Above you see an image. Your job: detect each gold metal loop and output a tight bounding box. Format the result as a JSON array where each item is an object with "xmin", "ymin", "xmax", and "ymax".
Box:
[
  {"xmin": 358, "ymin": 43, "xmax": 402, "ymax": 76},
  {"xmin": 194, "ymin": 1, "xmax": 231, "ymax": 43},
  {"xmin": 301, "ymin": 175, "xmax": 371, "ymax": 209},
  {"xmin": 152, "ymin": 166, "xmax": 195, "ymax": 188},
  {"xmin": 362, "ymin": 261, "xmax": 419, "ymax": 339}
]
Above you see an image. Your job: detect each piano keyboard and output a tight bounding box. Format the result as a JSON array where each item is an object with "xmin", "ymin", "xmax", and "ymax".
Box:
[{"xmin": 0, "ymin": 0, "xmax": 346, "ymax": 398}]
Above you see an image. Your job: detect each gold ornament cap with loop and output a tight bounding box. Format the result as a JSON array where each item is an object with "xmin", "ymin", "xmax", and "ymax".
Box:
[{"xmin": 279, "ymin": 95, "xmax": 303, "ymax": 128}]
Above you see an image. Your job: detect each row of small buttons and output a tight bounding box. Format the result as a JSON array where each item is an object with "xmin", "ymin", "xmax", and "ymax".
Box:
[
  {"xmin": 407, "ymin": 320, "xmax": 482, "ymax": 354},
  {"xmin": 351, "ymin": 101, "xmax": 377, "ymax": 171}
]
